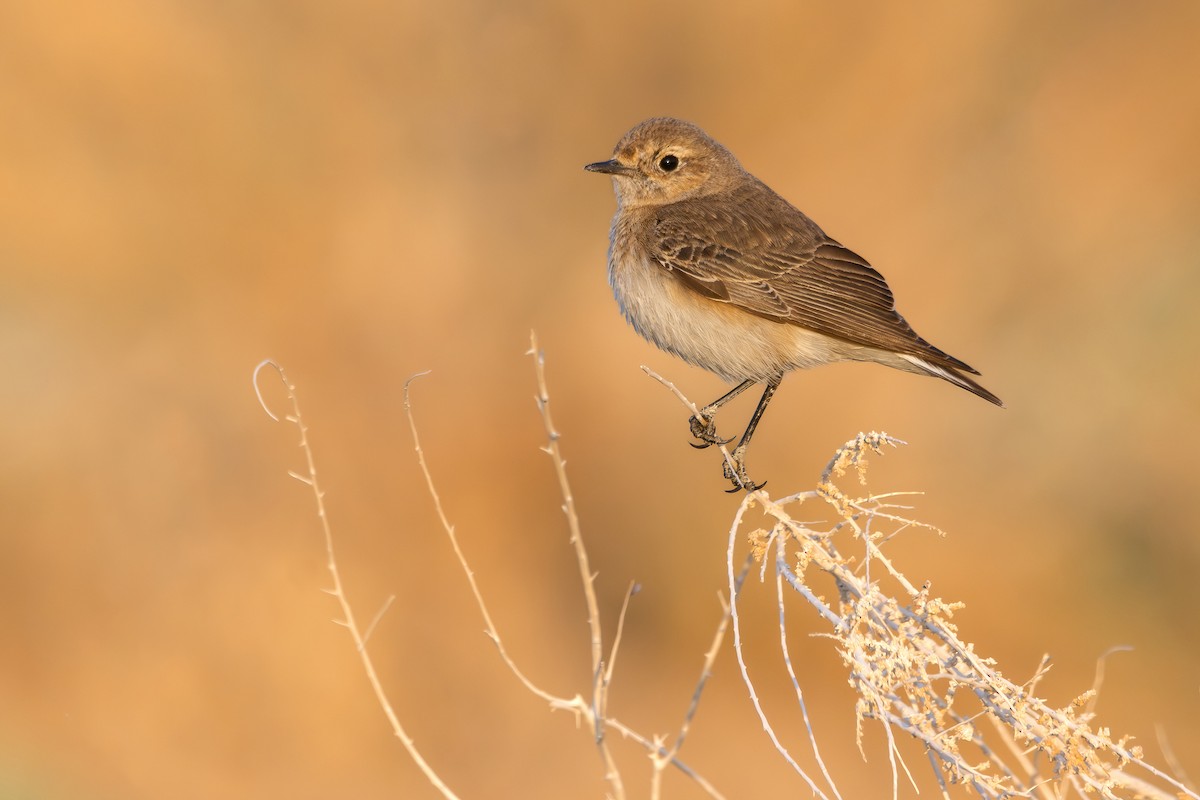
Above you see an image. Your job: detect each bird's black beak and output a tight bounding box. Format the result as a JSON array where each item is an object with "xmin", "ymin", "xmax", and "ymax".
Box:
[{"xmin": 584, "ymin": 159, "xmax": 637, "ymax": 177}]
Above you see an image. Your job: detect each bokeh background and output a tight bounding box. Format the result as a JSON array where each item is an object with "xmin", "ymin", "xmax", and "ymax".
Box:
[{"xmin": 3, "ymin": 1, "xmax": 1199, "ymax": 797}]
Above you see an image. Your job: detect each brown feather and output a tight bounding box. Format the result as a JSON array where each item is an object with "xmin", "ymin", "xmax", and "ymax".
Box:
[{"xmin": 651, "ymin": 180, "xmax": 981, "ymax": 376}]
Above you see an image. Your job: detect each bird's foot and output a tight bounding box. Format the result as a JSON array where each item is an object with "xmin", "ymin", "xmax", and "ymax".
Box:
[
  {"xmin": 722, "ymin": 447, "xmax": 766, "ymax": 493},
  {"xmin": 688, "ymin": 412, "xmax": 732, "ymax": 449}
]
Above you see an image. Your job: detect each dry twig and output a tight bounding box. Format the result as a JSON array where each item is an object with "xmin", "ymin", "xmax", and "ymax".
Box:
[
  {"xmin": 399, "ymin": 339, "xmax": 730, "ymax": 799},
  {"xmin": 254, "ymin": 359, "xmax": 461, "ymax": 800},
  {"xmin": 647, "ymin": 374, "xmax": 1198, "ymax": 800},
  {"xmin": 755, "ymin": 437, "xmax": 1197, "ymax": 799},
  {"xmin": 258, "ymin": 352, "xmax": 732, "ymax": 798}
]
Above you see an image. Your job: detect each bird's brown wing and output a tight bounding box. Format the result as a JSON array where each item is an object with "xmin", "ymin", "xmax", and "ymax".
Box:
[{"xmin": 650, "ymin": 186, "xmax": 980, "ymax": 375}]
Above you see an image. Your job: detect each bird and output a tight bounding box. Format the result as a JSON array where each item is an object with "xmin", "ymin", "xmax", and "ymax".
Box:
[{"xmin": 584, "ymin": 117, "xmax": 1002, "ymax": 492}]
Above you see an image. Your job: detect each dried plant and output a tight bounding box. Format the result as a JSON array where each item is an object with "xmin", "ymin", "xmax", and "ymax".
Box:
[
  {"xmin": 256, "ymin": 345, "xmax": 1197, "ymax": 800},
  {"xmin": 256, "ymin": 344, "xmax": 734, "ymax": 800},
  {"xmin": 719, "ymin": 430, "xmax": 1199, "ymax": 800}
]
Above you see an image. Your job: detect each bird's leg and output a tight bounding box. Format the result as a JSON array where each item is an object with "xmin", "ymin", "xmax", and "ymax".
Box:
[
  {"xmin": 689, "ymin": 379, "xmax": 756, "ymax": 449},
  {"xmin": 723, "ymin": 379, "xmax": 780, "ymax": 493}
]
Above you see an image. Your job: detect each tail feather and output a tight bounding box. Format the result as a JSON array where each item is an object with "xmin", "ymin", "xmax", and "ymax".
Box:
[{"xmin": 899, "ymin": 354, "xmax": 1004, "ymax": 408}]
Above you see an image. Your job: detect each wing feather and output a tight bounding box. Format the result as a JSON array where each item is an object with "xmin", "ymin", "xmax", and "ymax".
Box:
[{"xmin": 650, "ymin": 181, "xmax": 979, "ymax": 375}]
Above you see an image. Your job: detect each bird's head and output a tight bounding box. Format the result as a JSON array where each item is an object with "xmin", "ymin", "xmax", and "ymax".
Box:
[{"xmin": 585, "ymin": 117, "xmax": 745, "ymax": 208}]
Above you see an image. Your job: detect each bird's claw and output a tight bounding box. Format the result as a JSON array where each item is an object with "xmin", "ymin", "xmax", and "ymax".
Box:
[
  {"xmin": 687, "ymin": 407, "xmax": 766, "ymax": 491},
  {"xmin": 722, "ymin": 449, "xmax": 766, "ymax": 493},
  {"xmin": 688, "ymin": 413, "xmax": 731, "ymax": 449}
]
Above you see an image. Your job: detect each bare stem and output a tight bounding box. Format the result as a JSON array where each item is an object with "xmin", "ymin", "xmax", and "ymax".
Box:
[
  {"xmin": 399, "ymin": 348, "xmax": 726, "ymax": 798},
  {"xmin": 402, "ymin": 371, "xmax": 565, "ymax": 709},
  {"xmin": 528, "ymin": 333, "xmax": 625, "ymax": 798},
  {"xmin": 253, "ymin": 360, "xmax": 460, "ymax": 800}
]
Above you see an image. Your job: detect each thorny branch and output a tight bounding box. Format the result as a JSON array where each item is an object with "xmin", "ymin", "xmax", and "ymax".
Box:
[
  {"xmin": 254, "ymin": 359, "xmax": 462, "ymax": 800},
  {"xmin": 643, "ymin": 372, "xmax": 1197, "ymax": 800},
  {"xmin": 736, "ymin": 432, "xmax": 1199, "ymax": 800}
]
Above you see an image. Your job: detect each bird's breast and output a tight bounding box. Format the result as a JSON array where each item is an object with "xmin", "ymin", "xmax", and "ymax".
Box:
[{"xmin": 606, "ymin": 214, "xmax": 856, "ymax": 383}]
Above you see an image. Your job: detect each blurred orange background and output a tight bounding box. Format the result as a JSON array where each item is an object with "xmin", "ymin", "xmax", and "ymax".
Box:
[{"xmin": 3, "ymin": 1, "xmax": 1198, "ymax": 797}]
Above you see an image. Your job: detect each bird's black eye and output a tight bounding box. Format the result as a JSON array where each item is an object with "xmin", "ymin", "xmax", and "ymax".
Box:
[{"xmin": 659, "ymin": 154, "xmax": 679, "ymax": 172}]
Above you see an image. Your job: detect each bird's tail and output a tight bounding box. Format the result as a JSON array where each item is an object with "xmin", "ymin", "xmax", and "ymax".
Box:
[{"xmin": 899, "ymin": 354, "xmax": 1004, "ymax": 408}]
